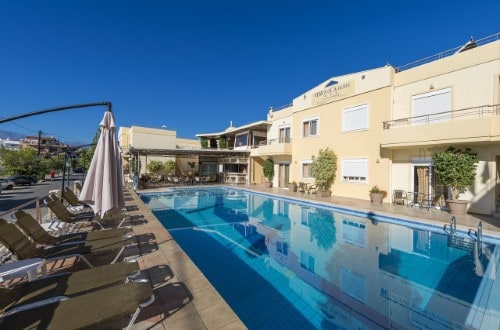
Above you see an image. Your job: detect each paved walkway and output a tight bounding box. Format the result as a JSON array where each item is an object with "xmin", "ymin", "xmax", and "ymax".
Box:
[{"xmin": 127, "ymin": 184, "xmax": 499, "ymax": 328}]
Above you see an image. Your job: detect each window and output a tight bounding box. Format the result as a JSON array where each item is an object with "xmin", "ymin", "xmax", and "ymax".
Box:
[
  {"xmin": 300, "ymin": 208, "xmax": 312, "ymax": 227},
  {"xmin": 342, "ymin": 158, "xmax": 367, "ymax": 183},
  {"xmin": 412, "ymin": 88, "xmax": 451, "ymax": 125},
  {"xmin": 276, "ymin": 241, "xmax": 288, "ymax": 256},
  {"xmin": 300, "ymin": 251, "xmax": 315, "ymax": 273},
  {"xmin": 343, "ymin": 104, "xmax": 368, "ymax": 132},
  {"xmin": 234, "ymin": 133, "xmax": 248, "ymax": 147},
  {"xmin": 341, "ymin": 218, "xmax": 367, "ymax": 247},
  {"xmin": 302, "ymin": 118, "xmax": 318, "ymax": 137},
  {"xmin": 279, "ymin": 126, "xmax": 291, "ymax": 143},
  {"xmin": 301, "ymin": 161, "xmax": 313, "ymax": 179},
  {"xmin": 340, "ymin": 269, "xmax": 366, "ymax": 303}
]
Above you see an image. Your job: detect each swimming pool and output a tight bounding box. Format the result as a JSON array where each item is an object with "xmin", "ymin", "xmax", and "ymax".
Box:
[{"xmin": 141, "ymin": 187, "xmax": 499, "ymax": 329}]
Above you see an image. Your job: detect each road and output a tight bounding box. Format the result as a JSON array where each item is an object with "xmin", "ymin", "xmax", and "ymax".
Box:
[{"xmin": 0, "ymin": 174, "xmax": 86, "ymax": 214}]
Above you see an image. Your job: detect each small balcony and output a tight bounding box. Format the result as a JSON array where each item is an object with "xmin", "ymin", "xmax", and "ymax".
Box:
[
  {"xmin": 381, "ymin": 104, "xmax": 500, "ymax": 148},
  {"xmin": 250, "ymin": 138, "xmax": 292, "ymax": 157}
]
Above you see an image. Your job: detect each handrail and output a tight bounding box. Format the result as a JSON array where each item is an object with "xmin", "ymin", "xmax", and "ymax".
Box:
[
  {"xmin": 258, "ymin": 138, "xmax": 292, "ymax": 146},
  {"xmin": 383, "ymin": 104, "xmax": 500, "ymax": 129},
  {"xmin": 395, "ymin": 33, "xmax": 499, "ymax": 72},
  {"xmin": 269, "ymin": 103, "xmax": 293, "ymax": 112}
]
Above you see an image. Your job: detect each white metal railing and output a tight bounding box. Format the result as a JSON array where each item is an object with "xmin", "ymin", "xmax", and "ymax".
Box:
[
  {"xmin": 258, "ymin": 138, "xmax": 292, "ymax": 146},
  {"xmin": 395, "ymin": 33, "xmax": 499, "ymax": 72},
  {"xmin": 383, "ymin": 104, "xmax": 500, "ymax": 129},
  {"xmin": 269, "ymin": 103, "xmax": 293, "ymax": 112}
]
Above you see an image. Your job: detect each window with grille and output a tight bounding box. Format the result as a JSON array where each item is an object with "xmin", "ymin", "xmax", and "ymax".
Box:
[
  {"xmin": 342, "ymin": 104, "xmax": 368, "ymax": 132},
  {"xmin": 302, "ymin": 118, "xmax": 318, "ymax": 137},
  {"xmin": 341, "ymin": 158, "xmax": 367, "ymax": 183}
]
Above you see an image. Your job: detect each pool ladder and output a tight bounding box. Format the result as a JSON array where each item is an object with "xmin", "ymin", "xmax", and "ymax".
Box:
[{"xmin": 447, "ymin": 217, "xmax": 483, "ymax": 254}]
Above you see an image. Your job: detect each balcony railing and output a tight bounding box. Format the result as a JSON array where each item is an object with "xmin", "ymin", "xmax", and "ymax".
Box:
[
  {"xmin": 395, "ymin": 33, "xmax": 499, "ymax": 72},
  {"xmin": 383, "ymin": 104, "xmax": 500, "ymax": 130},
  {"xmin": 258, "ymin": 138, "xmax": 292, "ymax": 146}
]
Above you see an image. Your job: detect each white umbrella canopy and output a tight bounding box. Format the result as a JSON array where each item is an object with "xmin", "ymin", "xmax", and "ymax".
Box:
[{"xmin": 79, "ymin": 111, "xmax": 125, "ymax": 217}]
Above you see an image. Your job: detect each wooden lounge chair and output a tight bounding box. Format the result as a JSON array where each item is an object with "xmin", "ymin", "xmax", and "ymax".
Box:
[
  {"xmin": 45, "ymin": 194, "xmax": 94, "ymax": 223},
  {"xmin": 0, "ymin": 261, "xmax": 140, "ymax": 315},
  {"xmin": 14, "ymin": 210, "xmax": 132, "ymax": 247},
  {"xmin": 74, "ymin": 181, "xmax": 83, "ymax": 194},
  {"xmin": 61, "ymin": 187, "xmax": 89, "ymax": 208},
  {"xmin": 0, "ymin": 219, "xmax": 133, "ymax": 267},
  {"xmin": 0, "ymin": 281, "xmax": 155, "ymax": 330},
  {"xmin": 46, "ymin": 194, "xmax": 130, "ymax": 229}
]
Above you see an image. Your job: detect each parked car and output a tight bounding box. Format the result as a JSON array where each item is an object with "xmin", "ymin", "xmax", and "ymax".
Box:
[
  {"xmin": 0, "ymin": 178, "xmax": 15, "ymax": 190},
  {"xmin": 0, "ymin": 186, "xmax": 3, "ymax": 194},
  {"xmin": 73, "ymin": 167, "xmax": 85, "ymax": 173},
  {"xmin": 8, "ymin": 175, "xmax": 38, "ymax": 186}
]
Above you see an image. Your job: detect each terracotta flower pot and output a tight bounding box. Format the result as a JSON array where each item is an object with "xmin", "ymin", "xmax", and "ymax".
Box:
[
  {"xmin": 446, "ymin": 199, "xmax": 468, "ymax": 215},
  {"xmin": 370, "ymin": 192, "xmax": 384, "ymax": 204}
]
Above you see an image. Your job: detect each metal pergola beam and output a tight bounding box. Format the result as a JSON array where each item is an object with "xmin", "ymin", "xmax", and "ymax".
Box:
[{"xmin": 0, "ymin": 102, "xmax": 112, "ymax": 124}]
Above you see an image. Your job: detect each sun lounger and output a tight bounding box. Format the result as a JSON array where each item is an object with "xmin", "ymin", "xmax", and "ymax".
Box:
[
  {"xmin": 0, "ymin": 219, "xmax": 133, "ymax": 267},
  {"xmin": 0, "ymin": 281, "xmax": 155, "ymax": 330},
  {"xmin": 74, "ymin": 181, "xmax": 83, "ymax": 194},
  {"xmin": 46, "ymin": 194, "xmax": 130, "ymax": 229},
  {"xmin": 14, "ymin": 210, "xmax": 132, "ymax": 247},
  {"xmin": 45, "ymin": 194, "xmax": 94, "ymax": 223},
  {"xmin": 0, "ymin": 261, "xmax": 140, "ymax": 314},
  {"xmin": 62, "ymin": 187, "xmax": 89, "ymax": 208}
]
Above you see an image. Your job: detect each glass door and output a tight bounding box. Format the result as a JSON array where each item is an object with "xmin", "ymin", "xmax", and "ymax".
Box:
[{"xmin": 278, "ymin": 163, "xmax": 290, "ymax": 188}]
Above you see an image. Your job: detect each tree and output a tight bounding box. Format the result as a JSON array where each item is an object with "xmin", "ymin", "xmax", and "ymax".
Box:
[
  {"xmin": 263, "ymin": 158, "xmax": 274, "ymax": 180},
  {"xmin": 129, "ymin": 156, "xmax": 141, "ymax": 177},
  {"xmin": 432, "ymin": 146, "xmax": 478, "ymax": 200},
  {"xmin": 147, "ymin": 160, "xmax": 165, "ymax": 177},
  {"xmin": 311, "ymin": 148, "xmax": 337, "ymax": 192},
  {"xmin": 218, "ymin": 136, "xmax": 228, "ymax": 149},
  {"xmin": 165, "ymin": 160, "xmax": 176, "ymax": 175},
  {"xmin": 0, "ymin": 148, "xmax": 48, "ymax": 178},
  {"xmin": 200, "ymin": 137, "xmax": 208, "ymax": 149},
  {"xmin": 74, "ymin": 128, "xmax": 100, "ymax": 171},
  {"xmin": 309, "ymin": 209, "xmax": 336, "ymax": 251}
]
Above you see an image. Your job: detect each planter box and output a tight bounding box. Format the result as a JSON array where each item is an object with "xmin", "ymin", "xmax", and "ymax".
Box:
[
  {"xmin": 370, "ymin": 192, "xmax": 384, "ymax": 204},
  {"xmin": 446, "ymin": 199, "xmax": 468, "ymax": 215},
  {"xmin": 288, "ymin": 184, "xmax": 297, "ymax": 192},
  {"xmin": 317, "ymin": 190, "xmax": 331, "ymax": 197},
  {"xmin": 265, "ymin": 181, "xmax": 273, "ymax": 188}
]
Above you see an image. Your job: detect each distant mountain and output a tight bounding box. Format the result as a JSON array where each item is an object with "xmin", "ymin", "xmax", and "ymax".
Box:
[{"xmin": 0, "ymin": 130, "xmax": 25, "ymax": 140}]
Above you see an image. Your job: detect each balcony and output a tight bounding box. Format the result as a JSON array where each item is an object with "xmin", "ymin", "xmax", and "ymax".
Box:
[
  {"xmin": 381, "ymin": 104, "xmax": 500, "ymax": 148},
  {"xmin": 250, "ymin": 138, "xmax": 292, "ymax": 157}
]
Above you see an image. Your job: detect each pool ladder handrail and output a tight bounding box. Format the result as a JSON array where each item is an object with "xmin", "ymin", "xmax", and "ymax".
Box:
[{"xmin": 450, "ymin": 216, "xmax": 457, "ymax": 235}]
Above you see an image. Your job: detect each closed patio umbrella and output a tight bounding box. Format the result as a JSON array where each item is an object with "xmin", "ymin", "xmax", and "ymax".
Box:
[{"xmin": 79, "ymin": 111, "xmax": 125, "ymax": 217}]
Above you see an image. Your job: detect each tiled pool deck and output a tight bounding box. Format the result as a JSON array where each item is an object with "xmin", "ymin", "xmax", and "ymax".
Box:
[{"xmin": 127, "ymin": 184, "xmax": 499, "ymax": 329}]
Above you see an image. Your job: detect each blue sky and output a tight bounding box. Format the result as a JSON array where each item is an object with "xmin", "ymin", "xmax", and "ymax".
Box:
[{"xmin": 1, "ymin": 0, "xmax": 499, "ymax": 145}]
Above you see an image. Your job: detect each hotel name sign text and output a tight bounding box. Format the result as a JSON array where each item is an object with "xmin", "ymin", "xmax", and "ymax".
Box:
[{"xmin": 312, "ymin": 80, "xmax": 355, "ymax": 106}]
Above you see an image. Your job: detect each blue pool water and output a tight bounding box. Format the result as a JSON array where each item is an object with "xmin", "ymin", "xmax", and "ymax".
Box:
[{"xmin": 141, "ymin": 187, "xmax": 500, "ymax": 329}]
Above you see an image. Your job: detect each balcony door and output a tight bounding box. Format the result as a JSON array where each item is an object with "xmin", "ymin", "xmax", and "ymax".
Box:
[
  {"xmin": 278, "ymin": 163, "xmax": 290, "ymax": 188},
  {"xmin": 279, "ymin": 127, "xmax": 290, "ymax": 143},
  {"xmin": 412, "ymin": 163, "xmax": 448, "ymax": 206}
]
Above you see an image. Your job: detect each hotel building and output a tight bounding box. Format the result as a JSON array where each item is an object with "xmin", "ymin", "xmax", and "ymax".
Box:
[
  {"xmin": 247, "ymin": 34, "xmax": 500, "ymax": 216},
  {"xmin": 123, "ymin": 34, "xmax": 499, "ymax": 216}
]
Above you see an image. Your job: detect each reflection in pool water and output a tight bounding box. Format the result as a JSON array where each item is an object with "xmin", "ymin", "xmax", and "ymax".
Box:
[{"xmin": 141, "ymin": 188, "xmax": 499, "ymax": 329}]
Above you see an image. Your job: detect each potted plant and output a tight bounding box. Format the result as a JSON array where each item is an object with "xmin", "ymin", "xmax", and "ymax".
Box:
[
  {"xmin": 263, "ymin": 158, "xmax": 274, "ymax": 188},
  {"xmin": 200, "ymin": 137, "xmax": 208, "ymax": 149},
  {"xmin": 218, "ymin": 136, "xmax": 228, "ymax": 149},
  {"xmin": 311, "ymin": 148, "xmax": 337, "ymax": 197},
  {"xmin": 288, "ymin": 181, "xmax": 297, "ymax": 192},
  {"xmin": 369, "ymin": 185, "xmax": 386, "ymax": 204},
  {"xmin": 432, "ymin": 146, "xmax": 478, "ymax": 215}
]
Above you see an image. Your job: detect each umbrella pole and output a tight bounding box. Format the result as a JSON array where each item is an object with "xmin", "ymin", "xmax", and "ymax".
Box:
[{"xmin": 60, "ymin": 149, "xmax": 68, "ymax": 201}]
